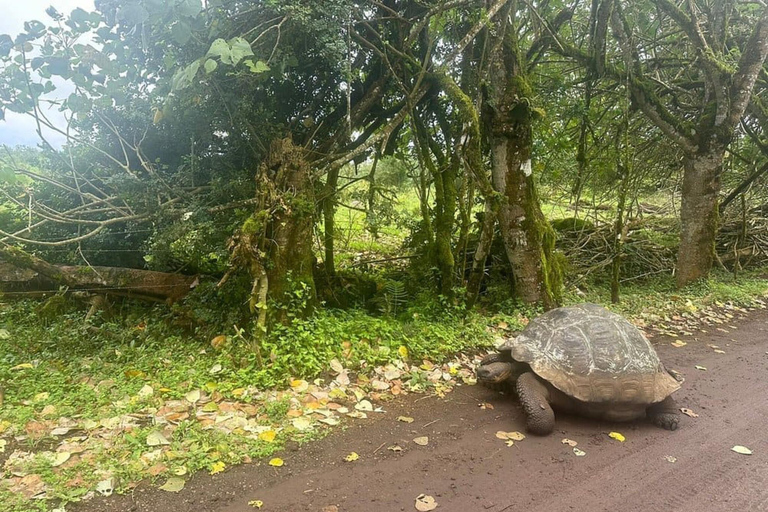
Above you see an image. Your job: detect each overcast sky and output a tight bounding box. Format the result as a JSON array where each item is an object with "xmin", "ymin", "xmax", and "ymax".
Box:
[{"xmin": 0, "ymin": 0, "xmax": 94, "ymax": 147}]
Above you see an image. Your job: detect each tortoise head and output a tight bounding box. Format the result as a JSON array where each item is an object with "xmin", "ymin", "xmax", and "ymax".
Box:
[{"xmin": 476, "ymin": 352, "xmax": 528, "ymax": 387}]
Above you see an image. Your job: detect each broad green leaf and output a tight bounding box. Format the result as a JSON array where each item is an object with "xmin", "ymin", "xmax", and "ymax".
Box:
[
  {"xmin": 0, "ymin": 34, "xmax": 12, "ymax": 57},
  {"xmin": 171, "ymin": 21, "xmax": 192, "ymax": 46},
  {"xmin": 177, "ymin": 0, "xmax": 203, "ymax": 17},
  {"xmin": 229, "ymin": 37, "xmax": 254, "ymax": 65},
  {"xmin": 204, "ymin": 59, "xmax": 218, "ymax": 74},
  {"xmin": 23, "ymin": 21, "xmax": 46, "ymax": 37},
  {"xmin": 207, "ymin": 38, "xmax": 230, "ymax": 60},
  {"xmin": 245, "ymin": 60, "xmax": 270, "ymax": 74}
]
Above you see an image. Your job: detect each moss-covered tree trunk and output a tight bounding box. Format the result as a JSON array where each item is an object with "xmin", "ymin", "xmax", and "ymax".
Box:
[
  {"xmin": 263, "ymin": 138, "xmax": 317, "ymax": 308},
  {"xmin": 224, "ymin": 137, "xmax": 317, "ymax": 328},
  {"xmin": 485, "ymin": 17, "xmax": 562, "ymax": 309},
  {"xmin": 322, "ymin": 167, "xmax": 340, "ymax": 277},
  {"xmin": 676, "ymin": 150, "xmax": 723, "ymax": 287}
]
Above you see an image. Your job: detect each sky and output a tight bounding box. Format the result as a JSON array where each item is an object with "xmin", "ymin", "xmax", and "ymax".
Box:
[{"xmin": 0, "ymin": 0, "xmax": 94, "ymax": 147}]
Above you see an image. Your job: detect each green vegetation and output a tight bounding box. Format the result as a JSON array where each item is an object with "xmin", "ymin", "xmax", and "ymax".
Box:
[{"xmin": 1, "ymin": 1, "xmax": 768, "ymax": 509}]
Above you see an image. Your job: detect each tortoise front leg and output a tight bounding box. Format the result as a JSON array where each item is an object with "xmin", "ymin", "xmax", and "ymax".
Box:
[
  {"xmin": 647, "ymin": 396, "xmax": 679, "ymax": 431},
  {"xmin": 516, "ymin": 372, "xmax": 555, "ymax": 435}
]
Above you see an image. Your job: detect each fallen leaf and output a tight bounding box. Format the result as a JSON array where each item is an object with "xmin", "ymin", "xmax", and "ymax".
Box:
[
  {"xmin": 50, "ymin": 427, "xmax": 71, "ymax": 437},
  {"xmin": 478, "ymin": 402, "xmax": 494, "ymax": 410},
  {"xmin": 209, "ymin": 461, "xmax": 226, "ymax": 475},
  {"xmin": 209, "ymin": 363, "xmax": 223, "ymax": 374},
  {"xmin": 344, "ymin": 452, "xmax": 359, "ymax": 462},
  {"xmin": 96, "ymin": 478, "xmax": 115, "ymax": 496},
  {"xmin": 318, "ymin": 416, "xmax": 340, "ymax": 426},
  {"xmin": 248, "ymin": 500, "xmax": 264, "ymax": 509},
  {"xmin": 608, "ymin": 432, "xmax": 626, "ymax": 442},
  {"xmin": 0, "ymin": 328, "xmax": 9, "ymax": 339},
  {"xmin": 290, "ymin": 379, "xmax": 309, "ymax": 392},
  {"xmin": 138, "ymin": 385, "xmax": 154, "ymax": 397},
  {"xmin": 10, "ymin": 363, "xmax": 34, "ymax": 371},
  {"xmin": 561, "ymin": 438, "xmax": 578, "ymax": 447},
  {"xmin": 210, "ymin": 335, "xmax": 227, "ymax": 350},
  {"xmin": 495, "ymin": 431, "xmax": 525, "ymax": 441},
  {"xmin": 413, "ymin": 436, "xmax": 429, "ymax": 446},
  {"xmin": 34, "ymin": 392, "xmax": 50, "ymax": 402},
  {"xmin": 268, "ymin": 458, "xmax": 284, "ymax": 467},
  {"xmin": 321, "ymin": 507, "xmax": 339, "ymax": 512},
  {"xmin": 680, "ymin": 408, "xmax": 699, "ymax": 418},
  {"xmin": 159, "ymin": 477, "xmax": 185, "ymax": 492},
  {"xmin": 292, "ymin": 416, "xmax": 313, "ymax": 431},
  {"xmin": 185, "ymin": 389, "xmax": 201, "ymax": 403},
  {"xmin": 398, "ymin": 346, "xmax": 409, "ymax": 359},
  {"xmin": 732, "ymin": 445, "xmax": 753, "ymax": 455},
  {"xmin": 355, "ymin": 400, "xmax": 374, "ymax": 412},
  {"xmin": 397, "ymin": 416, "xmax": 415, "ymax": 423},
  {"xmin": 146, "ymin": 431, "xmax": 171, "ymax": 446},
  {"xmin": 573, "ymin": 447, "xmax": 586, "ymax": 457},
  {"xmin": 665, "ymin": 455, "xmax": 677, "ymax": 463},
  {"xmin": 695, "ymin": 365, "xmax": 707, "ymax": 371},
  {"xmin": 670, "ymin": 340, "xmax": 687, "ymax": 348},
  {"xmin": 330, "ymin": 359, "xmax": 344, "ymax": 374},
  {"xmin": 505, "ymin": 440, "xmax": 515, "ymax": 447},
  {"xmin": 415, "ymin": 494, "xmax": 438, "ymax": 511},
  {"xmin": 714, "ymin": 349, "xmax": 726, "ymax": 354},
  {"xmin": 0, "ymin": 439, "xmax": 6, "ymax": 453},
  {"xmin": 51, "ymin": 452, "xmax": 71, "ymax": 467},
  {"xmin": 388, "ymin": 445, "xmax": 403, "ymax": 452}
]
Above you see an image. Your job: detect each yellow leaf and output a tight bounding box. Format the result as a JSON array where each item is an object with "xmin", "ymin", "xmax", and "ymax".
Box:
[
  {"xmin": 290, "ymin": 379, "xmax": 309, "ymax": 392},
  {"xmin": 209, "ymin": 461, "xmax": 226, "ymax": 475},
  {"xmin": 344, "ymin": 452, "xmax": 359, "ymax": 462},
  {"xmin": 248, "ymin": 500, "xmax": 264, "ymax": 509},
  {"xmin": 232, "ymin": 388, "xmax": 246, "ymax": 398},
  {"xmin": 397, "ymin": 416, "xmax": 414, "ymax": 423},
  {"xmin": 259, "ymin": 430, "xmax": 277, "ymax": 443},
  {"xmin": 268, "ymin": 458, "xmax": 284, "ymax": 467},
  {"xmin": 413, "ymin": 436, "xmax": 429, "ymax": 446},
  {"xmin": 34, "ymin": 392, "xmax": 50, "ymax": 402},
  {"xmin": 10, "ymin": 363, "xmax": 33, "ymax": 371},
  {"xmin": 398, "ymin": 346, "xmax": 408, "ymax": 359},
  {"xmin": 608, "ymin": 432, "xmax": 626, "ymax": 442},
  {"xmin": 670, "ymin": 340, "xmax": 687, "ymax": 348}
]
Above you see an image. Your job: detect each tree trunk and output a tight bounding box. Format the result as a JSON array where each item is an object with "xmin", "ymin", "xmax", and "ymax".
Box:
[
  {"xmin": 0, "ymin": 247, "xmax": 198, "ymax": 302},
  {"xmin": 490, "ymin": 119, "xmax": 560, "ymax": 309},
  {"xmin": 676, "ymin": 151, "xmax": 723, "ymax": 287},
  {"xmin": 322, "ymin": 167, "xmax": 340, "ymax": 277},
  {"xmin": 465, "ymin": 202, "xmax": 496, "ymax": 309},
  {"xmin": 264, "ymin": 138, "xmax": 317, "ymax": 308}
]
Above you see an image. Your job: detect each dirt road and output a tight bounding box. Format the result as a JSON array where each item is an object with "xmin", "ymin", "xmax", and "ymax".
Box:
[{"xmin": 76, "ymin": 309, "xmax": 768, "ymax": 512}]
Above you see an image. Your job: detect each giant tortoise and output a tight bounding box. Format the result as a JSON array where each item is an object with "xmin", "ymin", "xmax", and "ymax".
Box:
[{"xmin": 476, "ymin": 303, "xmax": 681, "ymax": 435}]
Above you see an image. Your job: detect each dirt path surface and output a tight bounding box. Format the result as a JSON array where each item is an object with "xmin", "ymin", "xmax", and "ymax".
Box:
[{"xmin": 74, "ymin": 309, "xmax": 768, "ymax": 512}]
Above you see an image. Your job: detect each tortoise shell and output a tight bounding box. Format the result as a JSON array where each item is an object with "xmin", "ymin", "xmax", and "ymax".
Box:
[{"xmin": 500, "ymin": 303, "xmax": 680, "ymax": 404}]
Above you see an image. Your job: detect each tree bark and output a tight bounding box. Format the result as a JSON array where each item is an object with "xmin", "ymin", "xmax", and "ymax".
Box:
[
  {"xmin": 263, "ymin": 138, "xmax": 317, "ymax": 308},
  {"xmin": 0, "ymin": 247, "xmax": 198, "ymax": 301},
  {"xmin": 484, "ymin": 10, "xmax": 562, "ymax": 309},
  {"xmin": 676, "ymin": 151, "xmax": 723, "ymax": 287}
]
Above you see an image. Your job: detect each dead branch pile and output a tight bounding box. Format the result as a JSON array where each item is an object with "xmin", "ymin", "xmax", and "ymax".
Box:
[{"xmin": 555, "ymin": 211, "xmax": 768, "ymax": 284}]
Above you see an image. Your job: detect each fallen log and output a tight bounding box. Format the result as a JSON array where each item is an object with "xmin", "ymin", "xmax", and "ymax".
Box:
[{"xmin": 0, "ymin": 246, "xmax": 198, "ymax": 302}]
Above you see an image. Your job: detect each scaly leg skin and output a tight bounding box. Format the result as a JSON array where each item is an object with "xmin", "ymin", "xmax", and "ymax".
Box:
[
  {"xmin": 647, "ymin": 396, "xmax": 679, "ymax": 431},
  {"xmin": 516, "ymin": 372, "xmax": 555, "ymax": 435}
]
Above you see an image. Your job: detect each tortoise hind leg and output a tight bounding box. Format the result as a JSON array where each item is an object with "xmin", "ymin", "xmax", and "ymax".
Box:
[
  {"xmin": 647, "ymin": 396, "xmax": 679, "ymax": 431},
  {"xmin": 516, "ymin": 372, "xmax": 555, "ymax": 435}
]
